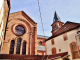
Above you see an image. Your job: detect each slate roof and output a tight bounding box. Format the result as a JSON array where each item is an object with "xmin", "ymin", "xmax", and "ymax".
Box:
[
  {"xmin": 53, "ymin": 11, "xmax": 61, "ymax": 23},
  {"xmin": 45, "ymin": 21, "xmax": 80, "ymax": 42}
]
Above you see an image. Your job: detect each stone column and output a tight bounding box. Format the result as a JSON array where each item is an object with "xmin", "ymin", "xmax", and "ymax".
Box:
[
  {"xmin": 14, "ymin": 40, "xmax": 17, "ymax": 54},
  {"xmin": 34, "ymin": 26, "xmax": 37, "ymax": 55},
  {"xmin": 28, "ymin": 32, "xmax": 31, "ymax": 55},
  {"xmin": 31, "ymin": 26, "xmax": 37, "ymax": 55},
  {"xmin": 31, "ymin": 27, "xmax": 35, "ymax": 55},
  {"xmin": 20, "ymin": 41, "xmax": 23, "ymax": 55}
]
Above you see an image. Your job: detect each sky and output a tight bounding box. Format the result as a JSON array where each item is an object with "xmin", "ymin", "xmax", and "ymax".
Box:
[{"xmin": 10, "ymin": 0, "xmax": 80, "ymax": 37}]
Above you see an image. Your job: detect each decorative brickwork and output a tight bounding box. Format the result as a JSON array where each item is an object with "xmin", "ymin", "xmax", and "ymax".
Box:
[{"xmin": 1, "ymin": 11, "xmax": 37, "ymax": 55}]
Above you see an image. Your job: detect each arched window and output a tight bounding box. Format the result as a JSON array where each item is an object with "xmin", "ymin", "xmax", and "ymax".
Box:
[
  {"xmin": 22, "ymin": 42, "xmax": 26, "ymax": 55},
  {"xmin": 9, "ymin": 40, "xmax": 15, "ymax": 54},
  {"xmin": 16, "ymin": 38, "xmax": 21, "ymax": 54},
  {"xmin": 70, "ymin": 42, "xmax": 80, "ymax": 59}
]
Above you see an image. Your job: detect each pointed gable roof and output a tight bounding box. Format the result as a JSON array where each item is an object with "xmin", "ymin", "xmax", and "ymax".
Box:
[
  {"xmin": 21, "ymin": 11, "xmax": 37, "ymax": 24},
  {"xmin": 53, "ymin": 11, "xmax": 61, "ymax": 23},
  {"xmin": 9, "ymin": 11, "xmax": 37, "ymax": 26},
  {"xmin": 45, "ymin": 21, "xmax": 80, "ymax": 41}
]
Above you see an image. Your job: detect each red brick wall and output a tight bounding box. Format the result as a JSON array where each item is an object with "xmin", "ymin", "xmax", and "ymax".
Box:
[{"xmin": 1, "ymin": 11, "xmax": 37, "ymax": 55}]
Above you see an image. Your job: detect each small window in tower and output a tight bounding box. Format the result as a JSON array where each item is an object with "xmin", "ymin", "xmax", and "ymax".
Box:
[
  {"xmin": 39, "ymin": 41, "xmax": 42, "ymax": 45},
  {"xmin": 63, "ymin": 33, "xmax": 68, "ymax": 41}
]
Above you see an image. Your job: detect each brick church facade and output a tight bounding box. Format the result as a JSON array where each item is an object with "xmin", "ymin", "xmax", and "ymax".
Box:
[{"xmin": 1, "ymin": 11, "xmax": 47, "ymax": 55}]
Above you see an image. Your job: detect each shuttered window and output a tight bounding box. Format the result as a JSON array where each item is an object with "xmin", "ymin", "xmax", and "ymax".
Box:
[
  {"xmin": 51, "ymin": 39, "xmax": 54, "ymax": 45},
  {"xmin": 63, "ymin": 33, "xmax": 68, "ymax": 41}
]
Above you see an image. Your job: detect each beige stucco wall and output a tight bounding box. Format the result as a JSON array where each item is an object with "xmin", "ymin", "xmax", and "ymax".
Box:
[{"xmin": 46, "ymin": 27, "xmax": 80, "ymax": 60}]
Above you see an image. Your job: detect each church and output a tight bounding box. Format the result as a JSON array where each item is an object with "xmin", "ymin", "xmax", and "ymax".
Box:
[{"xmin": 1, "ymin": 11, "xmax": 48, "ymax": 55}]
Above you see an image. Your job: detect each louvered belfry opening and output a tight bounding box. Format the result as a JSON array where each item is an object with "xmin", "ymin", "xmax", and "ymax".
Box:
[{"xmin": 9, "ymin": 40, "xmax": 15, "ymax": 54}]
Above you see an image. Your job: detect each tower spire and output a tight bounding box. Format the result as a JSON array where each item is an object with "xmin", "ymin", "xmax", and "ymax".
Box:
[
  {"xmin": 51, "ymin": 11, "xmax": 64, "ymax": 35},
  {"xmin": 53, "ymin": 11, "xmax": 61, "ymax": 23}
]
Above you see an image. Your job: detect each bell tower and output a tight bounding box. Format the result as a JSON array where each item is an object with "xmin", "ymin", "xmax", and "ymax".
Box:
[{"xmin": 51, "ymin": 11, "xmax": 64, "ymax": 35}]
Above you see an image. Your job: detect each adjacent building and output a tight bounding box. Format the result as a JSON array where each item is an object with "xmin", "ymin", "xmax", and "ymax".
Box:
[
  {"xmin": 0, "ymin": 0, "xmax": 10, "ymax": 54},
  {"xmin": 37, "ymin": 35, "xmax": 48, "ymax": 55},
  {"xmin": 45, "ymin": 11, "xmax": 80, "ymax": 60}
]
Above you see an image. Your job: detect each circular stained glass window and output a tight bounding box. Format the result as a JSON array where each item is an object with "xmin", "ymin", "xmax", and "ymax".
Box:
[{"xmin": 15, "ymin": 25, "xmax": 25, "ymax": 36}]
